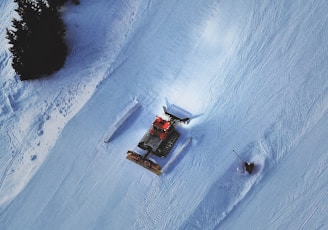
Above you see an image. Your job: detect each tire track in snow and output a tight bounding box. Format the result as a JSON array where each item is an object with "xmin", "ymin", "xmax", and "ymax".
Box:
[
  {"xmin": 0, "ymin": 0, "xmax": 149, "ymax": 209},
  {"xmin": 267, "ymin": 143, "xmax": 328, "ymax": 229},
  {"xmin": 188, "ymin": 0, "xmax": 328, "ymax": 228},
  {"xmin": 134, "ymin": 177, "xmax": 183, "ymax": 230},
  {"xmin": 0, "ymin": 129, "xmax": 21, "ymax": 193},
  {"xmin": 134, "ymin": 181, "xmax": 163, "ymax": 229},
  {"xmin": 182, "ymin": 83, "xmax": 328, "ymax": 229},
  {"xmin": 131, "ymin": 2, "xmax": 225, "ymax": 228}
]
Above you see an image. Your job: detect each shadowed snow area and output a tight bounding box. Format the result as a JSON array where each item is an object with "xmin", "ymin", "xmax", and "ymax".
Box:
[{"xmin": 0, "ymin": 0, "xmax": 327, "ymax": 229}]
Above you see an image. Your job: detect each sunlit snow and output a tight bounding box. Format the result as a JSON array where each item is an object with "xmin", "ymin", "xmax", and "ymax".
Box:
[{"xmin": 0, "ymin": 0, "xmax": 327, "ymax": 229}]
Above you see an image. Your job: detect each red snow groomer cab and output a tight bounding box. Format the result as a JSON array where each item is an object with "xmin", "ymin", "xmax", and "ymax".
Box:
[
  {"xmin": 151, "ymin": 117, "xmax": 171, "ymax": 141},
  {"xmin": 126, "ymin": 106, "xmax": 189, "ymax": 175}
]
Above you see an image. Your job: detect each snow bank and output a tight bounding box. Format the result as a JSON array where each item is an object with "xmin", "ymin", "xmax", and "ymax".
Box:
[{"xmin": 103, "ymin": 99, "xmax": 140, "ymax": 143}]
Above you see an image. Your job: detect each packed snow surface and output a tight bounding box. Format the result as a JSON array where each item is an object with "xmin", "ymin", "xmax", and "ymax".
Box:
[{"xmin": 0, "ymin": 0, "xmax": 328, "ymax": 229}]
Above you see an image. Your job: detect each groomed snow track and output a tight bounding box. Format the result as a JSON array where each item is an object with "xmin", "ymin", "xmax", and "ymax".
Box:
[{"xmin": 161, "ymin": 136, "xmax": 193, "ymax": 174}]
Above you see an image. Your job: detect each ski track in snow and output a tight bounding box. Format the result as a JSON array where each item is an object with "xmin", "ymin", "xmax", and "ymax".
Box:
[
  {"xmin": 181, "ymin": 141, "xmax": 268, "ymax": 229},
  {"xmin": 181, "ymin": 1, "xmax": 328, "ymax": 228},
  {"xmin": 0, "ymin": 0, "xmax": 149, "ymax": 208}
]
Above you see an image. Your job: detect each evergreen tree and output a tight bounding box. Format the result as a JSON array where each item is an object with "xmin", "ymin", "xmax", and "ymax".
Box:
[
  {"xmin": 48, "ymin": 0, "xmax": 67, "ymax": 8},
  {"xmin": 6, "ymin": 0, "xmax": 68, "ymax": 80}
]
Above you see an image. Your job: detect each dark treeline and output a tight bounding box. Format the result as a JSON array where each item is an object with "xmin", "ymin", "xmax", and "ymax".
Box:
[{"xmin": 6, "ymin": 0, "xmax": 79, "ymax": 80}]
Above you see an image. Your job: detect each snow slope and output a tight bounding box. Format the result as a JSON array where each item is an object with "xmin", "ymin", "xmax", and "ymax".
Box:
[
  {"xmin": 0, "ymin": 0, "xmax": 146, "ymax": 208},
  {"xmin": 1, "ymin": 0, "xmax": 328, "ymax": 229}
]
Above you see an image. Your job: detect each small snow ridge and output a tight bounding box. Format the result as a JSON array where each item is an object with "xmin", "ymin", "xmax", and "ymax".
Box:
[{"xmin": 103, "ymin": 99, "xmax": 141, "ymax": 143}]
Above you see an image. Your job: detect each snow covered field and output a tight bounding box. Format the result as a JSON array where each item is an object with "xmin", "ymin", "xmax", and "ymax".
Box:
[{"xmin": 0, "ymin": 0, "xmax": 327, "ymax": 229}]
